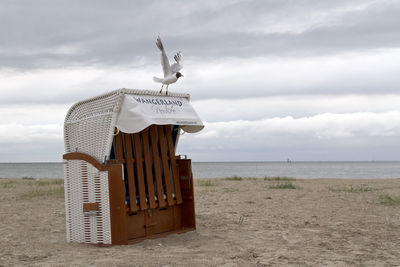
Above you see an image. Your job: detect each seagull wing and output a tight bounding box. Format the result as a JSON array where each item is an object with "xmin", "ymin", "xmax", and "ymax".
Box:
[
  {"xmin": 156, "ymin": 36, "xmax": 172, "ymax": 77},
  {"xmin": 171, "ymin": 51, "xmax": 183, "ymax": 73}
]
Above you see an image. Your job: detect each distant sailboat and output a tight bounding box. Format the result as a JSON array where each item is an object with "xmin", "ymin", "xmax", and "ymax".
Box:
[{"xmin": 287, "ymin": 158, "xmax": 292, "ymax": 163}]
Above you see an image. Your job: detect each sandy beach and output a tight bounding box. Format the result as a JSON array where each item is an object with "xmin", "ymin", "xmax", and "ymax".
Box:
[{"xmin": 0, "ymin": 177, "xmax": 399, "ymax": 266}]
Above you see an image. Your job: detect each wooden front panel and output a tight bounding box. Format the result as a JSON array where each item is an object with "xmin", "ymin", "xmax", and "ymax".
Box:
[
  {"xmin": 145, "ymin": 208, "xmax": 174, "ymax": 236},
  {"xmin": 126, "ymin": 212, "xmax": 146, "ymax": 240},
  {"xmin": 112, "ymin": 125, "xmax": 182, "ymax": 213},
  {"xmin": 173, "ymin": 205, "xmax": 183, "ymax": 230}
]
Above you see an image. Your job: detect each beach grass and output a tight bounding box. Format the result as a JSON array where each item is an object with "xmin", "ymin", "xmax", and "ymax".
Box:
[
  {"xmin": 328, "ymin": 185, "xmax": 374, "ymax": 193},
  {"xmin": 234, "ymin": 216, "xmax": 244, "ymax": 225},
  {"xmin": 2, "ymin": 180, "xmax": 17, "ymax": 189},
  {"xmin": 379, "ymin": 194, "xmax": 400, "ymax": 206},
  {"xmin": 11, "ymin": 178, "xmax": 66, "ymax": 199},
  {"xmin": 21, "ymin": 176, "xmax": 35, "ymax": 180},
  {"xmin": 225, "ymin": 175, "xmax": 243, "ymax": 181},
  {"xmin": 20, "ymin": 186, "xmax": 64, "ymax": 199},
  {"xmin": 268, "ymin": 181, "xmax": 296, "ymax": 189},
  {"xmin": 197, "ymin": 179, "xmax": 218, "ymax": 187},
  {"xmin": 264, "ymin": 176, "xmax": 296, "ymax": 181},
  {"xmin": 35, "ymin": 179, "xmax": 64, "ymax": 186},
  {"xmin": 225, "ymin": 176, "xmax": 258, "ymax": 181}
]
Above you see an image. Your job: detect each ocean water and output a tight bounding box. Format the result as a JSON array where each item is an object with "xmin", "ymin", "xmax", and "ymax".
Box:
[
  {"xmin": 0, "ymin": 161, "xmax": 399, "ymax": 179},
  {"xmin": 193, "ymin": 161, "xmax": 400, "ymax": 179},
  {"xmin": 0, "ymin": 163, "xmax": 63, "ymax": 179}
]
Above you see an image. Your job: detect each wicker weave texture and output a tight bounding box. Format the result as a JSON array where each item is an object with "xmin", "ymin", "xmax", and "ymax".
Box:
[
  {"xmin": 63, "ymin": 160, "xmax": 111, "ymax": 244},
  {"xmin": 64, "ymin": 90, "xmax": 122, "ymax": 163},
  {"xmin": 65, "ymin": 113, "xmax": 116, "ymax": 163}
]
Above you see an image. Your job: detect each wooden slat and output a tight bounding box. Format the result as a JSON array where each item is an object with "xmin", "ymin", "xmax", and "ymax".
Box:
[
  {"xmin": 114, "ymin": 132, "xmax": 124, "ymax": 162},
  {"xmin": 123, "ymin": 133, "xmax": 138, "ymax": 212},
  {"xmin": 107, "ymin": 163, "xmax": 128, "ymax": 245},
  {"xmin": 150, "ymin": 125, "xmax": 167, "ymax": 208},
  {"xmin": 157, "ymin": 125, "xmax": 174, "ymax": 206},
  {"xmin": 142, "ymin": 128, "xmax": 156, "ymax": 209},
  {"xmin": 165, "ymin": 126, "xmax": 182, "ymax": 204},
  {"xmin": 133, "ymin": 132, "xmax": 147, "ymax": 210}
]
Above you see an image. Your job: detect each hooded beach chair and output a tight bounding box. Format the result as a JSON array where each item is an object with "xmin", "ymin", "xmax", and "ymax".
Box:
[{"xmin": 63, "ymin": 89, "xmax": 204, "ymax": 245}]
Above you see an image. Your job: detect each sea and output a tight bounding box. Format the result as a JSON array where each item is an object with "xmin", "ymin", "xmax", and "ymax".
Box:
[{"xmin": 0, "ymin": 161, "xmax": 399, "ymax": 179}]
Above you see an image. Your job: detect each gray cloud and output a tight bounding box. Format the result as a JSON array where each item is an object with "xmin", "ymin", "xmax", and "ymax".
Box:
[
  {"xmin": 0, "ymin": 140, "xmax": 63, "ymax": 162},
  {"xmin": 0, "ymin": 0, "xmax": 399, "ymax": 69},
  {"xmin": 178, "ymin": 111, "xmax": 400, "ymax": 161}
]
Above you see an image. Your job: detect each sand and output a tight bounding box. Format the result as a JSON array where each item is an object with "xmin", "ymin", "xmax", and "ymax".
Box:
[{"xmin": 0, "ymin": 177, "xmax": 399, "ymax": 266}]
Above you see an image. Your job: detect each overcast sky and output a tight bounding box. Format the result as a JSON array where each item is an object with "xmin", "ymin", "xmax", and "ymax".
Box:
[{"xmin": 1, "ymin": 0, "xmax": 400, "ymax": 162}]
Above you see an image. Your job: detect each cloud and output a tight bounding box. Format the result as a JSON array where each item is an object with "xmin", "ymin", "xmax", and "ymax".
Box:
[
  {"xmin": 0, "ymin": 104, "xmax": 69, "ymax": 124},
  {"xmin": 192, "ymin": 94, "xmax": 400, "ymax": 122},
  {"xmin": 1, "ymin": 102, "xmax": 399, "ymax": 161},
  {"xmin": 3, "ymin": 95, "xmax": 399, "ymax": 141},
  {"xmin": 0, "ymin": 123, "xmax": 62, "ymax": 143},
  {"xmin": 0, "ymin": 104, "xmax": 65, "ymax": 161},
  {"xmin": 0, "ymin": 66, "xmax": 160, "ymax": 104},
  {"xmin": 177, "ymin": 111, "xmax": 400, "ymax": 161},
  {"xmin": 193, "ymin": 111, "xmax": 400, "ymax": 141},
  {"xmin": 0, "ymin": 0, "xmax": 399, "ymax": 69},
  {"xmin": 185, "ymin": 49, "xmax": 400, "ymax": 99},
  {"xmin": 2, "ymin": 48, "xmax": 400, "ymax": 104},
  {"xmin": 0, "ymin": 139, "xmax": 64, "ymax": 162}
]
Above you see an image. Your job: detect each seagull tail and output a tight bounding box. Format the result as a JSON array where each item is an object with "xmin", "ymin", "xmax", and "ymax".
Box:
[{"xmin": 153, "ymin": 76, "xmax": 163, "ymax": 83}]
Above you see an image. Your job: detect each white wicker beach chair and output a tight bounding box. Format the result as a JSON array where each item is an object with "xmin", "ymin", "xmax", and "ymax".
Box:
[{"xmin": 63, "ymin": 89, "xmax": 203, "ymax": 245}]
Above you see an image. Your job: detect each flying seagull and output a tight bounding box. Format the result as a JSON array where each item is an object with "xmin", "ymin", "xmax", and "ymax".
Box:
[{"xmin": 153, "ymin": 35, "xmax": 183, "ymax": 95}]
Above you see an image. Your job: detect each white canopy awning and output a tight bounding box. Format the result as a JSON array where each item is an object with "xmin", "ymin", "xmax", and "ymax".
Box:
[
  {"xmin": 116, "ymin": 94, "xmax": 204, "ymax": 134},
  {"xmin": 64, "ymin": 89, "xmax": 204, "ymax": 162}
]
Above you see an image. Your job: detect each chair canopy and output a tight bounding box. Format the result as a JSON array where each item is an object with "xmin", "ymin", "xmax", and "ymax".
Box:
[{"xmin": 64, "ymin": 89, "xmax": 204, "ymax": 162}]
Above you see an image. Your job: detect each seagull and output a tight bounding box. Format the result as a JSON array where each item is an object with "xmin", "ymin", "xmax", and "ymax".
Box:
[{"xmin": 153, "ymin": 35, "xmax": 183, "ymax": 95}]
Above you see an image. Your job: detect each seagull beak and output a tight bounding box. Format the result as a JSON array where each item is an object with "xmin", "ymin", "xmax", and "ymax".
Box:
[{"xmin": 181, "ymin": 74, "xmax": 184, "ymax": 77}]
